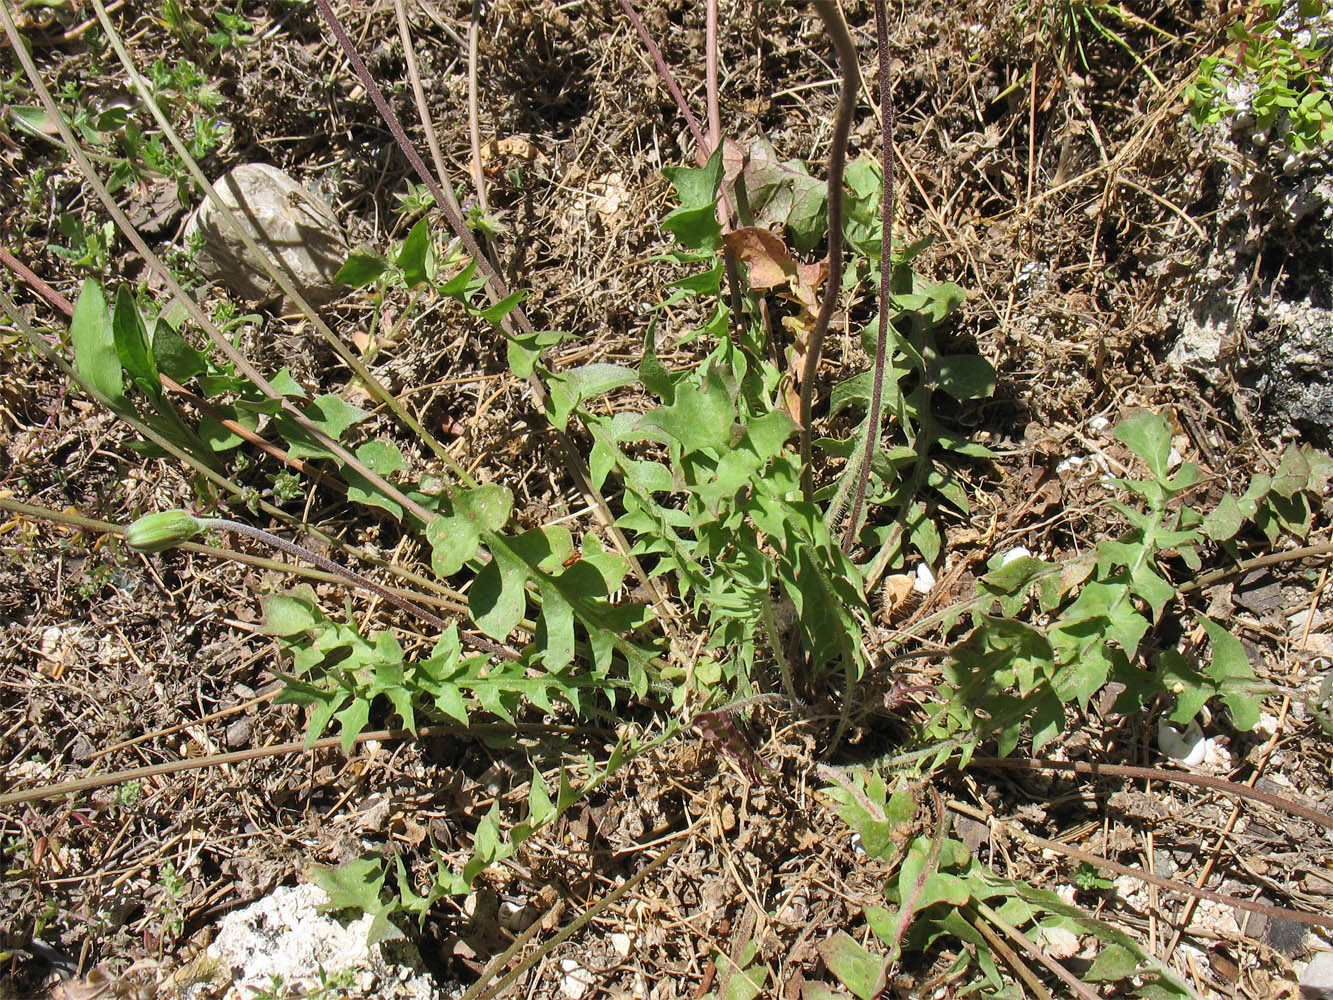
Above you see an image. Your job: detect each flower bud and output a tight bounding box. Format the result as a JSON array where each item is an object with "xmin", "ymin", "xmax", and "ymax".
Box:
[{"xmin": 124, "ymin": 510, "xmax": 204, "ymax": 552}]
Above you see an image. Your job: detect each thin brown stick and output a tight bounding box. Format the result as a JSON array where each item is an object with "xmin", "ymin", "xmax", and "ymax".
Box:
[
  {"xmin": 967, "ymin": 756, "xmax": 1333, "ymax": 832},
  {"xmin": 974, "ymin": 900, "xmax": 1101, "ymax": 1000},
  {"xmin": 1178, "ymin": 539, "xmax": 1333, "ymax": 594},
  {"xmin": 0, "ymin": 246, "xmax": 70, "ymax": 329},
  {"xmin": 997, "ymin": 820, "xmax": 1333, "ymax": 931},
  {"xmin": 0, "ymin": 722, "xmax": 598, "ymax": 810},
  {"xmin": 967, "ymin": 912, "xmax": 1053, "ymax": 1000}
]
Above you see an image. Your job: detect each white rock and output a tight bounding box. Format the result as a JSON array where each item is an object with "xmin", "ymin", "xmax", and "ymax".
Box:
[
  {"xmin": 186, "ymin": 163, "xmax": 349, "ymax": 307},
  {"xmin": 1300, "ymin": 950, "xmax": 1333, "ymax": 999},
  {"xmin": 1000, "ymin": 546, "xmax": 1031, "ymax": 565},
  {"xmin": 913, "ymin": 564, "xmax": 935, "ymax": 594},
  {"xmin": 610, "ymin": 931, "xmax": 634, "ymax": 958},
  {"xmin": 204, "ymin": 883, "xmax": 442, "ymax": 1000},
  {"xmin": 1038, "ymin": 925, "xmax": 1080, "ymax": 959},
  {"xmin": 1056, "ymin": 455, "xmax": 1086, "ymax": 473},
  {"xmin": 559, "ymin": 958, "xmax": 595, "ymax": 1000},
  {"xmin": 1157, "ymin": 718, "xmax": 1208, "ymax": 766}
]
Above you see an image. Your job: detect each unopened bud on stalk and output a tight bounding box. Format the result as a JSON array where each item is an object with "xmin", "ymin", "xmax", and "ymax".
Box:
[{"xmin": 124, "ymin": 510, "xmax": 204, "ymax": 552}]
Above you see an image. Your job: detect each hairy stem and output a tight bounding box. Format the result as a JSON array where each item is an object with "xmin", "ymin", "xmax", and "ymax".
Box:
[
  {"xmin": 843, "ymin": 0, "xmax": 895, "ymax": 553},
  {"xmin": 467, "ymin": 0, "xmax": 490, "ymax": 216},
  {"xmin": 800, "ymin": 1, "xmax": 861, "ymax": 500}
]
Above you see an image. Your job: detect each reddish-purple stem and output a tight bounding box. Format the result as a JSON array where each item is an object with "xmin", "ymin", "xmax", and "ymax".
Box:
[
  {"xmin": 705, "ymin": 0, "xmax": 721, "ymax": 152},
  {"xmin": 799, "ymin": 2, "xmax": 860, "ymax": 499},
  {"xmin": 843, "ymin": 0, "xmax": 896, "ymax": 552},
  {"xmin": 311, "ymin": 0, "xmax": 534, "ymax": 334},
  {"xmin": 615, "ymin": 0, "xmax": 709, "ymax": 158}
]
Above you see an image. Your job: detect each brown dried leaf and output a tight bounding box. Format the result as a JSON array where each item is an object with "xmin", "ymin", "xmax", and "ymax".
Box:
[
  {"xmin": 721, "ymin": 137, "xmax": 746, "ymax": 185},
  {"xmin": 724, "ymin": 226, "xmax": 798, "ymax": 290}
]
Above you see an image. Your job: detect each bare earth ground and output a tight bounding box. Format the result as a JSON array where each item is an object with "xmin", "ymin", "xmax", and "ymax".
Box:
[{"xmin": 1, "ymin": 0, "xmax": 1332, "ymax": 997}]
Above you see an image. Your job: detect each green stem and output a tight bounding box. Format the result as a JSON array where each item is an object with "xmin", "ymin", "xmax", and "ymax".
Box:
[
  {"xmin": 843, "ymin": 0, "xmax": 896, "ymax": 553},
  {"xmin": 195, "ymin": 517, "xmax": 518, "ymax": 660}
]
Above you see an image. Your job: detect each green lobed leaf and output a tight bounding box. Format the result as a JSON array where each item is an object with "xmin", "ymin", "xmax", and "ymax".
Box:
[
  {"xmin": 663, "ymin": 143, "xmax": 726, "ymax": 212},
  {"xmin": 642, "ymin": 366, "xmax": 735, "ymax": 455},
  {"xmin": 506, "ymin": 327, "xmax": 568, "ymax": 380},
  {"xmin": 1085, "ymin": 943, "xmax": 1141, "ymax": 982},
  {"xmin": 475, "ymin": 289, "xmax": 528, "ymax": 325},
  {"xmin": 816, "ymin": 933, "xmax": 886, "ymax": 1000},
  {"xmin": 1156, "ymin": 648, "xmax": 1212, "ymax": 724},
  {"xmin": 436, "ymin": 256, "xmax": 479, "ymax": 299},
  {"xmin": 151, "ymin": 319, "xmax": 209, "ymax": 381},
  {"xmin": 1202, "ymin": 493, "xmax": 1245, "ymax": 541},
  {"xmin": 309, "ymin": 855, "xmax": 400, "ymax": 945},
  {"xmin": 335, "ymin": 247, "xmax": 395, "ymax": 288},
  {"xmin": 276, "ymin": 393, "xmax": 370, "ymax": 462},
  {"xmin": 469, "ymin": 547, "xmax": 528, "ymax": 640},
  {"xmin": 263, "ymin": 589, "xmax": 320, "ymax": 636},
  {"xmin": 546, "ymin": 363, "xmax": 639, "ymax": 430},
  {"xmin": 935, "ymin": 354, "xmax": 996, "ymax": 400},
  {"xmin": 661, "ymin": 146, "xmax": 725, "ymax": 251},
  {"xmin": 639, "ymin": 323, "xmax": 674, "ymax": 403},
  {"xmin": 1197, "ymin": 615, "xmax": 1259, "ymax": 731},
  {"xmin": 344, "ymin": 439, "xmax": 407, "ymax": 518},
  {"xmin": 1115, "ymin": 410, "xmax": 1173, "ymax": 482}
]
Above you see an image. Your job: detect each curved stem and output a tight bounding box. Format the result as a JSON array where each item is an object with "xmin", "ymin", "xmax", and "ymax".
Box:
[
  {"xmin": 800, "ymin": 1, "xmax": 860, "ymax": 500},
  {"xmin": 843, "ymin": 0, "xmax": 894, "ymax": 552}
]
